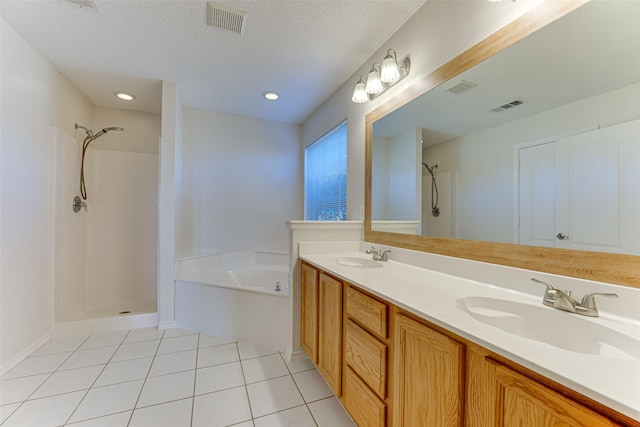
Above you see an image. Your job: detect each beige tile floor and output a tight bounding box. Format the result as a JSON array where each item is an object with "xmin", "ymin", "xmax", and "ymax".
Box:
[{"xmin": 0, "ymin": 328, "xmax": 356, "ymax": 427}]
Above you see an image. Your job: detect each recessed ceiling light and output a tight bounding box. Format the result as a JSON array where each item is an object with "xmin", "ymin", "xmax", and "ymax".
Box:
[
  {"xmin": 262, "ymin": 91, "xmax": 279, "ymax": 101},
  {"xmin": 114, "ymin": 91, "xmax": 136, "ymax": 101}
]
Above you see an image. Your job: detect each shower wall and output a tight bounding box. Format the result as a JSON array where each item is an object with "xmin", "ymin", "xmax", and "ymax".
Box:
[{"xmin": 53, "ymin": 126, "xmax": 158, "ymax": 322}]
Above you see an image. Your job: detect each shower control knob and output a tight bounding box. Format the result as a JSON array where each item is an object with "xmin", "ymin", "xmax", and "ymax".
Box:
[
  {"xmin": 73, "ymin": 196, "xmax": 87, "ymax": 213},
  {"xmin": 556, "ymin": 233, "xmax": 569, "ymax": 240}
]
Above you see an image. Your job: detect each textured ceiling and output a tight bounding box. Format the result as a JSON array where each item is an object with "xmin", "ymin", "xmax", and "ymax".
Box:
[{"xmin": 1, "ymin": 0, "xmax": 426, "ymax": 124}]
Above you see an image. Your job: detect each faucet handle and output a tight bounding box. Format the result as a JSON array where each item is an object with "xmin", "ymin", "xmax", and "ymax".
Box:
[
  {"xmin": 531, "ymin": 278, "xmax": 560, "ymax": 305},
  {"xmin": 531, "ymin": 277, "xmax": 554, "ymax": 291},
  {"xmin": 578, "ymin": 292, "xmax": 618, "ymax": 309}
]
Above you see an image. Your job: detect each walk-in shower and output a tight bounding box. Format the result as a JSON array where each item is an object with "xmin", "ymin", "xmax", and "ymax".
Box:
[
  {"xmin": 52, "ymin": 123, "xmax": 157, "ymax": 331},
  {"xmin": 75, "ymin": 123, "xmax": 124, "ymax": 200}
]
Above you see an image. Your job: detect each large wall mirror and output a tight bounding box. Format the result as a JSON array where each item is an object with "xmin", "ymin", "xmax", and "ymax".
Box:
[{"xmin": 365, "ymin": 0, "xmax": 640, "ymax": 288}]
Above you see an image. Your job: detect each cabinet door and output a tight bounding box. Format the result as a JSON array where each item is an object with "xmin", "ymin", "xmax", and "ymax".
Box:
[
  {"xmin": 491, "ymin": 361, "xmax": 615, "ymax": 427},
  {"xmin": 318, "ymin": 273, "xmax": 343, "ymax": 396},
  {"xmin": 393, "ymin": 313, "xmax": 464, "ymax": 427},
  {"xmin": 300, "ymin": 263, "xmax": 319, "ymax": 363}
]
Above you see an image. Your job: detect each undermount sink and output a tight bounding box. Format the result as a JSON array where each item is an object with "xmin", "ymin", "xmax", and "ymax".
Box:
[
  {"xmin": 457, "ymin": 296, "xmax": 640, "ymax": 361},
  {"xmin": 335, "ymin": 256, "xmax": 383, "ymax": 269}
]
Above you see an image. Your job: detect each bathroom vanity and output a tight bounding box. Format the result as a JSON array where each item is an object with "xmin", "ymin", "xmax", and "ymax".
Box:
[
  {"xmin": 298, "ymin": 246, "xmax": 640, "ymax": 427},
  {"xmin": 295, "ymin": 2, "xmax": 640, "ymax": 425}
]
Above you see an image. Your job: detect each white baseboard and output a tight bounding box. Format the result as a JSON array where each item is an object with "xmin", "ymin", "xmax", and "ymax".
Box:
[
  {"xmin": 1, "ymin": 333, "xmax": 51, "ymax": 377},
  {"xmin": 158, "ymin": 320, "xmax": 178, "ymax": 330},
  {"xmin": 285, "ymin": 349, "xmax": 307, "ymax": 364},
  {"xmin": 54, "ymin": 312, "xmax": 159, "ymax": 339}
]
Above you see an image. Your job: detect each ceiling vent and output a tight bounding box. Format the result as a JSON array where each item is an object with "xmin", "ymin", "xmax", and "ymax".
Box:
[
  {"xmin": 207, "ymin": 2, "xmax": 246, "ymax": 34},
  {"xmin": 445, "ymin": 80, "xmax": 478, "ymax": 94},
  {"xmin": 63, "ymin": 0, "xmax": 99, "ymax": 11},
  {"xmin": 492, "ymin": 99, "xmax": 525, "ymax": 112}
]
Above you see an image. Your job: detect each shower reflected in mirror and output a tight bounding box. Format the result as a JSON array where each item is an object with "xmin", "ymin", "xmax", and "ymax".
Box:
[
  {"xmin": 75, "ymin": 123, "xmax": 124, "ymax": 200},
  {"xmin": 423, "ymin": 162, "xmax": 439, "ymax": 217}
]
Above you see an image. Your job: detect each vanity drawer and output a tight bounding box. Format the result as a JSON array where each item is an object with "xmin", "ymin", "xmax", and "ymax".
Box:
[
  {"xmin": 346, "ymin": 285, "xmax": 388, "ymax": 339},
  {"xmin": 345, "ymin": 320, "xmax": 387, "ymax": 398},
  {"xmin": 343, "ymin": 367, "xmax": 386, "ymax": 427}
]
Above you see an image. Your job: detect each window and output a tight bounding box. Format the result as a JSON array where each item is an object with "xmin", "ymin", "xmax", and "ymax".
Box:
[{"xmin": 305, "ymin": 121, "xmax": 347, "ymax": 220}]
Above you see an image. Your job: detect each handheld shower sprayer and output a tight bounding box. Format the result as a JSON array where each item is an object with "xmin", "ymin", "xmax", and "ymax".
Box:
[
  {"xmin": 75, "ymin": 123, "xmax": 125, "ymax": 201},
  {"xmin": 92, "ymin": 127, "xmax": 125, "ymax": 139},
  {"xmin": 423, "ymin": 162, "xmax": 440, "ymax": 217}
]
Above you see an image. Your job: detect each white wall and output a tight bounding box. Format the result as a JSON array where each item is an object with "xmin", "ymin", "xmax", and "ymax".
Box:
[
  {"xmin": 372, "ymin": 128, "xmax": 421, "ymax": 222},
  {"xmin": 82, "ymin": 149, "xmax": 158, "ymax": 313},
  {"xmin": 389, "ymin": 127, "xmax": 421, "ymax": 222},
  {"xmin": 424, "ymin": 82, "xmax": 640, "ymax": 244},
  {"xmin": 83, "ymin": 108, "xmax": 160, "ymax": 315},
  {"xmin": 302, "ymin": 0, "xmax": 543, "ymax": 220},
  {"xmin": 158, "ymin": 81, "xmax": 183, "ymax": 328},
  {"xmin": 180, "ymin": 108, "xmax": 302, "ymax": 256},
  {"xmin": 52, "ymin": 128, "xmax": 86, "ymax": 322},
  {"xmin": 371, "ymin": 135, "xmax": 391, "ymax": 219},
  {"xmin": 91, "ymin": 107, "xmax": 161, "ymax": 154},
  {"xmin": 1, "ymin": 18, "xmax": 93, "ymax": 370}
]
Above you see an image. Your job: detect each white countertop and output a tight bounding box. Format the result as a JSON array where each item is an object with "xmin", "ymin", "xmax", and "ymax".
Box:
[{"xmin": 299, "ymin": 247, "xmax": 640, "ymax": 421}]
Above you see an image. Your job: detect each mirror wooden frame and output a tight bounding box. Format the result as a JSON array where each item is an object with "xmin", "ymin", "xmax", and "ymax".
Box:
[{"xmin": 364, "ymin": 0, "xmax": 640, "ymax": 289}]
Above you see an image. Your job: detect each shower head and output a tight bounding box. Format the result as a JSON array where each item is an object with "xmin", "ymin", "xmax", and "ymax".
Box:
[{"xmin": 92, "ymin": 127, "xmax": 125, "ymax": 139}]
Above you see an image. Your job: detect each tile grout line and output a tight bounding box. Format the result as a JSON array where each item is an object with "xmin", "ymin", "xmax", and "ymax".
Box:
[
  {"xmin": 2, "ymin": 330, "xmax": 332, "ymax": 427},
  {"xmin": 277, "ymin": 352, "xmax": 321, "ymax": 426},
  {"xmin": 125, "ymin": 328, "xmax": 165, "ymax": 427},
  {"xmin": 63, "ymin": 330, "xmax": 133, "ymax": 426},
  {"xmin": 0, "ymin": 336, "xmax": 90, "ymax": 427},
  {"xmin": 190, "ymin": 332, "xmax": 200, "ymax": 427},
  {"xmin": 236, "ymin": 341, "xmax": 256, "ymax": 425}
]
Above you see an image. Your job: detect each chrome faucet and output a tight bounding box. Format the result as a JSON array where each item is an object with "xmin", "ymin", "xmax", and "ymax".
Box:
[
  {"xmin": 365, "ymin": 246, "xmax": 391, "ymax": 262},
  {"xmin": 531, "ymin": 278, "xmax": 618, "ymax": 317}
]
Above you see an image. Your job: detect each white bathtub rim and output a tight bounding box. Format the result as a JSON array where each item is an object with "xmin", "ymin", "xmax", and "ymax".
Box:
[
  {"xmin": 176, "ymin": 278, "xmax": 289, "ymax": 298},
  {"xmin": 176, "ymin": 250, "xmax": 289, "ymax": 276}
]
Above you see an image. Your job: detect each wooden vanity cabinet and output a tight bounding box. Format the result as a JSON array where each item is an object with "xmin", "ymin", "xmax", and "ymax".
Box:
[
  {"xmin": 318, "ymin": 272, "xmax": 343, "ymax": 395},
  {"xmin": 489, "ymin": 362, "xmax": 616, "ymax": 427},
  {"xmin": 466, "ymin": 345, "xmax": 626, "ymax": 427},
  {"xmin": 343, "ymin": 285, "xmax": 390, "ymax": 427},
  {"xmin": 300, "ymin": 261, "xmax": 636, "ymax": 427},
  {"xmin": 393, "ymin": 311, "xmax": 465, "ymax": 427},
  {"xmin": 300, "ymin": 262, "xmax": 343, "ymax": 396},
  {"xmin": 300, "ymin": 262, "xmax": 319, "ymax": 363}
]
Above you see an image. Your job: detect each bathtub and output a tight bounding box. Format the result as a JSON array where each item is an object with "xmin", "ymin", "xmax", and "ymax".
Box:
[{"xmin": 175, "ymin": 251, "xmax": 290, "ymax": 352}]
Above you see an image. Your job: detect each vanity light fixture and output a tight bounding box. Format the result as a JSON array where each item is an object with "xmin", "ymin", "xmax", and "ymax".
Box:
[
  {"xmin": 352, "ymin": 49, "xmax": 410, "ymax": 103},
  {"xmin": 114, "ymin": 91, "xmax": 136, "ymax": 101}
]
